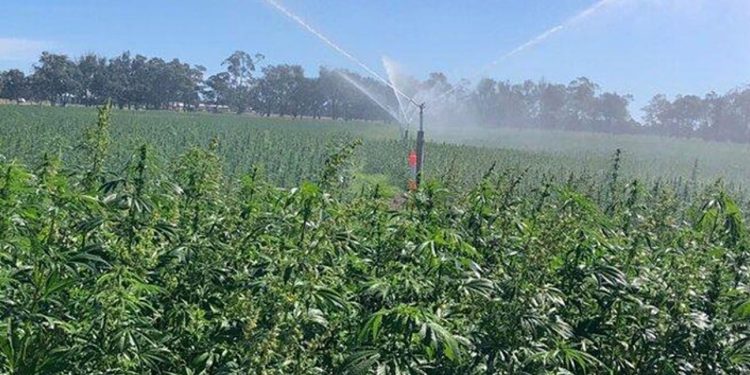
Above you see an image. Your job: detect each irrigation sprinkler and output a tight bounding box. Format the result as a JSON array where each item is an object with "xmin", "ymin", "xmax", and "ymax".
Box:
[
  {"xmin": 407, "ymin": 102, "xmax": 426, "ymax": 191},
  {"xmin": 264, "ymin": 0, "xmax": 428, "ymax": 190}
]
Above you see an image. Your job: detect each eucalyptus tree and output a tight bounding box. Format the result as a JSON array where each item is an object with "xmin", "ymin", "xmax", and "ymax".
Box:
[
  {"xmin": 220, "ymin": 50, "xmax": 264, "ymax": 114},
  {"xmin": 76, "ymin": 53, "xmax": 108, "ymax": 106},
  {"xmin": 0, "ymin": 69, "xmax": 29, "ymax": 102},
  {"xmin": 30, "ymin": 52, "xmax": 80, "ymax": 106}
]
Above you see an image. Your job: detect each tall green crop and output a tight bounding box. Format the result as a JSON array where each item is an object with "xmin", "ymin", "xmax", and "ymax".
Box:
[{"xmin": 1, "ymin": 104, "xmax": 750, "ymax": 373}]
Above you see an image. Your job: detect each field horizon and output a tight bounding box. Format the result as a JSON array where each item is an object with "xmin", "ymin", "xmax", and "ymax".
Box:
[{"xmin": 3, "ymin": 104, "xmax": 749, "ymax": 192}]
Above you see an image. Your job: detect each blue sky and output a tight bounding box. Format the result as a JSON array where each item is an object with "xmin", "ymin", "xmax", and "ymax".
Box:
[{"xmin": 1, "ymin": 0, "xmax": 749, "ymax": 114}]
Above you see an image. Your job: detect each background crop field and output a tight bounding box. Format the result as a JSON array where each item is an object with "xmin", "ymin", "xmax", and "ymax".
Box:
[{"xmin": 2, "ymin": 105, "xmax": 750, "ymax": 194}]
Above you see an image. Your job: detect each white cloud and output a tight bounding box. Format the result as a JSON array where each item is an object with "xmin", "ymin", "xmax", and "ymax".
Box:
[{"xmin": 0, "ymin": 38, "xmax": 51, "ymax": 61}]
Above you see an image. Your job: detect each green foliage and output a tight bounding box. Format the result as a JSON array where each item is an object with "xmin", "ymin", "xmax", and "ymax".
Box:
[
  {"xmin": 2, "ymin": 105, "xmax": 750, "ymax": 373},
  {"xmin": 81, "ymin": 100, "xmax": 112, "ymax": 190}
]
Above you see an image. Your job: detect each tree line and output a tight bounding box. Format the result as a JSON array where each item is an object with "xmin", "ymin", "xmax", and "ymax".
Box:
[
  {"xmin": 459, "ymin": 77, "xmax": 750, "ymax": 142},
  {"xmin": 642, "ymin": 91, "xmax": 750, "ymax": 142},
  {"xmin": 1, "ymin": 50, "xmax": 749, "ymax": 142},
  {"xmin": 0, "ymin": 51, "xmax": 396, "ymax": 123}
]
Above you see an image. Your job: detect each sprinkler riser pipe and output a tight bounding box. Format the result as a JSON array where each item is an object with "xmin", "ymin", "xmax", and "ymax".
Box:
[
  {"xmin": 415, "ymin": 130, "xmax": 424, "ymax": 187},
  {"xmin": 415, "ymin": 103, "xmax": 425, "ymax": 188}
]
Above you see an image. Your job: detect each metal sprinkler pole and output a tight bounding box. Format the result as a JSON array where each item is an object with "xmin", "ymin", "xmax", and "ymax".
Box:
[{"xmin": 415, "ymin": 103, "xmax": 425, "ymax": 188}]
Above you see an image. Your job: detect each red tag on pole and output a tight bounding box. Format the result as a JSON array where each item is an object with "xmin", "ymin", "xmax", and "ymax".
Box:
[{"xmin": 408, "ymin": 150, "xmax": 417, "ymax": 168}]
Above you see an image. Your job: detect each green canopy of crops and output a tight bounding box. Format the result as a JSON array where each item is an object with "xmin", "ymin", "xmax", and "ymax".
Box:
[{"xmin": 2, "ymin": 104, "xmax": 750, "ymax": 374}]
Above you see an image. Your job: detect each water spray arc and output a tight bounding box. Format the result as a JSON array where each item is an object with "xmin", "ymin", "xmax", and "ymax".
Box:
[
  {"xmin": 484, "ymin": 0, "xmax": 620, "ymax": 71},
  {"xmin": 336, "ymin": 71, "xmax": 401, "ymax": 122},
  {"xmin": 382, "ymin": 57, "xmax": 410, "ymax": 125},
  {"xmin": 436, "ymin": 0, "xmax": 622, "ymax": 101},
  {"xmin": 263, "ymin": 0, "xmax": 417, "ymax": 105}
]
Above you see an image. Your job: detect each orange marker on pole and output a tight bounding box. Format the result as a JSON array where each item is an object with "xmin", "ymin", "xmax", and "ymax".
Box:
[{"xmin": 407, "ymin": 149, "xmax": 417, "ymax": 191}]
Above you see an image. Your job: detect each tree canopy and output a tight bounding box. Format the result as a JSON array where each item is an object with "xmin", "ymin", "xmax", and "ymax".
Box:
[{"xmin": 2, "ymin": 50, "xmax": 750, "ymax": 142}]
